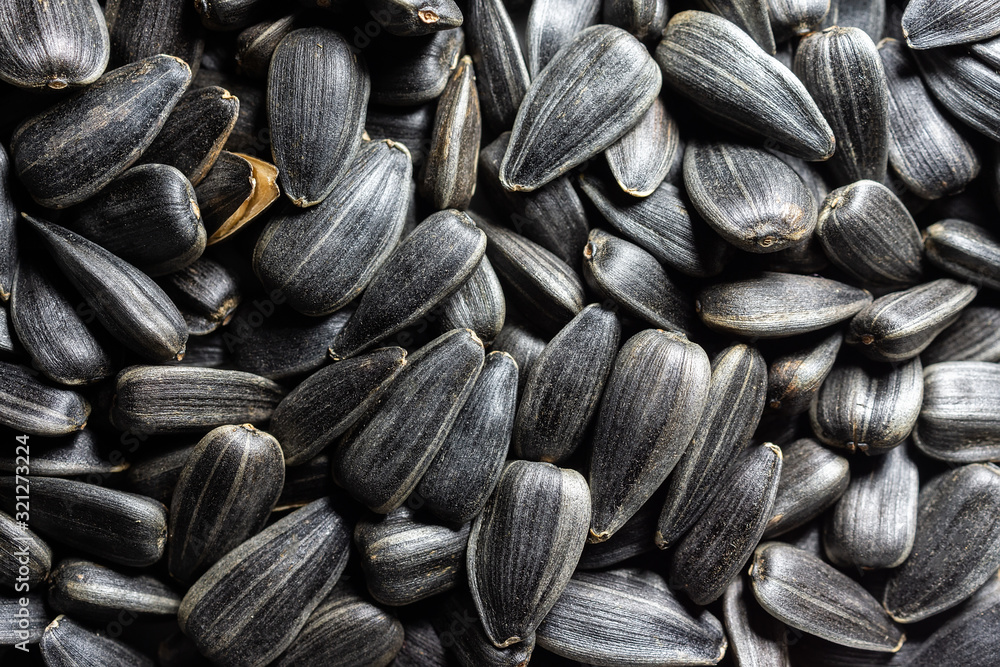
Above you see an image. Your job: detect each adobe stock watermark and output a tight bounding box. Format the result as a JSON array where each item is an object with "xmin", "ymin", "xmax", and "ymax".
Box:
[{"xmin": 10, "ymin": 432, "xmax": 33, "ymax": 652}]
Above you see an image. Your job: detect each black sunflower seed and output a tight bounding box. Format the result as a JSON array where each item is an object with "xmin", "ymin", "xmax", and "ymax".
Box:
[
  {"xmin": 48, "ymin": 558, "xmax": 181, "ymax": 620},
  {"xmin": 465, "ymin": 0, "xmax": 531, "ymax": 132},
  {"xmin": 914, "ymin": 361, "xmax": 1000, "ymax": 463},
  {"xmin": 764, "ymin": 437, "xmax": 849, "ymax": 537}
]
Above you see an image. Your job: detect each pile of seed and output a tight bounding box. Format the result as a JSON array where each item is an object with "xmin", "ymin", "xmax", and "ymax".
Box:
[{"xmin": 1, "ymin": 0, "xmax": 999, "ymax": 665}]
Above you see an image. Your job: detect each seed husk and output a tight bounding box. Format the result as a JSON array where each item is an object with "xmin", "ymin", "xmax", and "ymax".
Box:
[
  {"xmin": 68, "ymin": 163, "xmax": 206, "ymax": 277},
  {"xmin": 0, "ymin": 361, "xmax": 90, "ymax": 436},
  {"xmin": 602, "ymin": 0, "xmax": 669, "ymax": 43},
  {"xmin": 794, "ymin": 27, "xmax": 889, "ymax": 184},
  {"xmin": 194, "ymin": 0, "xmax": 269, "ymax": 31},
  {"xmin": 579, "ymin": 494, "xmax": 660, "ymax": 569},
  {"xmin": 884, "ymin": 463, "xmax": 1000, "ymax": 623},
  {"xmin": 254, "ymin": 139, "xmax": 412, "ymax": 316},
  {"xmin": 847, "ymin": 278, "xmax": 978, "ymax": 362},
  {"xmin": 924, "ymin": 219, "xmax": 1000, "ymax": 291},
  {"xmin": 105, "ymin": 0, "xmax": 205, "ymax": 73},
  {"xmin": 764, "ymin": 438, "xmax": 849, "ymax": 537},
  {"xmin": 367, "ymin": 0, "xmax": 463, "ymax": 37},
  {"xmin": 10, "ymin": 252, "xmax": 113, "ymax": 386},
  {"xmin": 11, "ymin": 54, "xmax": 191, "ymax": 208},
  {"xmin": 913, "ymin": 361, "xmax": 1000, "ymax": 463},
  {"xmin": 355, "ymin": 506, "xmax": 471, "ymax": 606},
  {"xmin": 208, "ymin": 152, "xmax": 279, "ymax": 244},
  {"xmin": 684, "ymin": 139, "xmax": 817, "ymax": 253},
  {"xmin": 467, "ymin": 460, "xmax": 591, "ymax": 648},
  {"xmin": 270, "ymin": 347, "xmax": 407, "ymax": 466},
  {"xmin": 235, "ymin": 14, "xmax": 298, "ymax": 78},
  {"xmin": 0, "ymin": 0, "xmax": 109, "ymax": 90},
  {"xmin": 111, "ymin": 365, "xmax": 285, "ymax": 434},
  {"xmin": 48, "ymin": 558, "xmax": 180, "ymax": 620},
  {"xmin": 0, "ymin": 476, "xmax": 166, "ymax": 567},
  {"xmin": 489, "ymin": 320, "xmax": 547, "ymax": 395},
  {"xmin": 538, "ymin": 568, "xmax": 728, "ymax": 666},
  {"xmin": 914, "ymin": 45, "xmax": 1000, "ymax": 143},
  {"xmin": 656, "ymin": 343, "xmax": 768, "ymax": 549},
  {"xmin": 268, "ymin": 27, "xmax": 370, "ymax": 208},
  {"xmin": 465, "ymin": 0, "xmax": 531, "ymax": 132},
  {"xmin": 878, "ymin": 38, "xmax": 980, "ymax": 200},
  {"xmin": 767, "ymin": 0, "xmax": 828, "ymax": 41},
  {"xmin": 440, "ymin": 257, "xmax": 506, "ymax": 346},
  {"xmin": 333, "ymin": 210, "xmax": 487, "ymax": 357},
  {"xmin": 750, "ymin": 541, "xmax": 905, "ymax": 652},
  {"xmin": 723, "ymin": 575, "xmax": 791, "ymax": 667},
  {"xmin": 901, "ymin": 0, "xmax": 1000, "ymax": 49},
  {"xmin": 194, "ymin": 150, "xmax": 254, "ymax": 235},
  {"xmin": 334, "ymin": 329, "xmax": 484, "ymax": 513},
  {"xmin": 178, "ymin": 497, "xmax": 351, "ymax": 667},
  {"xmin": 698, "ymin": 0, "xmax": 776, "ymax": 54},
  {"xmin": 906, "ymin": 571, "xmax": 1000, "ymax": 667},
  {"xmin": 41, "ymin": 615, "xmax": 154, "ymax": 667},
  {"xmin": 525, "ymin": 0, "xmax": 601, "ymax": 77},
  {"xmin": 394, "ymin": 618, "xmax": 446, "ymax": 667},
  {"xmin": 923, "ymin": 305, "xmax": 1000, "ymax": 364},
  {"xmin": 824, "ymin": 442, "xmax": 919, "ymax": 570},
  {"xmin": 500, "ymin": 25, "xmax": 661, "ymax": 192},
  {"xmin": 810, "ymin": 355, "xmax": 923, "ymax": 454},
  {"xmin": 0, "ymin": 592, "xmax": 46, "ymax": 645},
  {"xmin": 228, "ymin": 307, "xmax": 352, "ymax": 380},
  {"xmin": 697, "ymin": 272, "xmax": 872, "ymax": 338},
  {"xmin": 161, "ymin": 256, "xmax": 240, "ymax": 335},
  {"xmin": 273, "ymin": 582, "xmax": 405, "ymax": 667},
  {"xmin": 655, "ymin": 11, "xmax": 835, "ymax": 161},
  {"xmin": 0, "ymin": 429, "xmax": 125, "ymax": 477},
  {"xmin": 815, "ymin": 179, "xmax": 924, "ymax": 288},
  {"xmin": 513, "ymin": 304, "xmax": 620, "ymax": 463},
  {"xmin": 579, "ymin": 173, "xmax": 731, "ymax": 278},
  {"xmin": 589, "ymin": 330, "xmax": 710, "ymax": 542},
  {"xmin": 420, "ymin": 55, "xmax": 481, "ymax": 210},
  {"xmin": 168, "ymin": 424, "xmax": 285, "ymax": 585},
  {"xmin": 821, "ymin": 0, "xmax": 885, "ymax": 42},
  {"xmin": 125, "ymin": 445, "xmax": 195, "ymax": 505},
  {"xmin": 434, "ymin": 591, "xmax": 537, "ymax": 667},
  {"xmin": 0, "ymin": 145, "xmax": 15, "ymax": 302},
  {"xmin": 367, "ymin": 29, "xmax": 464, "ymax": 106},
  {"xmin": 767, "ymin": 330, "xmax": 843, "ymax": 415},
  {"xmin": 416, "ymin": 350, "xmax": 518, "ymax": 524},
  {"xmin": 0, "ymin": 305, "xmax": 12, "ymax": 354},
  {"xmin": 604, "ymin": 97, "xmax": 679, "ymax": 198},
  {"xmin": 0, "ymin": 509, "xmax": 51, "ymax": 588}
]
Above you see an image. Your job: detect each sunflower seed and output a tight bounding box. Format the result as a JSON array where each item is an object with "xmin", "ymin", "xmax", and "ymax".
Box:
[
  {"xmin": 439, "ymin": 258, "xmax": 506, "ymax": 346},
  {"xmin": 901, "ymin": 0, "xmax": 1000, "ymax": 49},
  {"xmin": 698, "ymin": 272, "xmax": 872, "ymax": 338},
  {"xmin": 368, "ymin": 29, "xmax": 464, "ymax": 106},
  {"xmin": 421, "ymin": 55, "xmax": 481, "ymax": 210},
  {"xmin": 767, "ymin": 330, "xmax": 843, "ymax": 415},
  {"xmin": 589, "ymin": 330, "xmax": 710, "ymax": 542},
  {"xmin": 815, "ymin": 179, "xmax": 924, "ymax": 287},
  {"xmin": 394, "ymin": 618, "xmax": 447, "ymax": 667},
  {"xmin": 513, "ymin": 304, "xmax": 620, "ymax": 463},
  {"xmin": 764, "ymin": 438, "xmax": 849, "ymax": 537},
  {"xmin": 11, "ymin": 54, "xmax": 191, "ymax": 208},
  {"xmin": 810, "ymin": 355, "xmax": 923, "ymax": 454},
  {"xmin": 525, "ymin": 0, "xmax": 601, "ymax": 77},
  {"xmin": 0, "ymin": 362, "xmax": 90, "ymax": 436},
  {"xmin": 355, "ymin": 506, "xmax": 470, "ymax": 606},
  {"xmin": 884, "ymin": 463, "xmax": 1000, "ymax": 623},
  {"xmin": 579, "ymin": 494, "xmax": 660, "ymax": 570},
  {"xmin": 579, "ymin": 173, "xmax": 732, "ymax": 278},
  {"xmin": 0, "ymin": 306, "xmax": 12, "ymax": 355},
  {"xmin": 10, "ymin": 252, "xmax": 113, "ymax": 386},
  {"xmin": 923, "ymin": 305, "xmax": 1000, "ymax": 364},
  {"xmin": 906, "ymin": 571, "xmax": 1000, "ymax": 667},
  {"xmin": 824, "ymin": 442, "xmax": 919, "ymax": 570},
  {"xmin": 751, "ymin": 541, "xmax": 904, "ymax": 651},
  {"xmin": 270, "ymin": 347, "xmax": 406, "ymax": 466},
  {"xmin": 254, "ymin": 139, "xmax": 412, "ymax": 316},
  {"xmin": 657, "ymin": 343, "xmax": 768, "ymax": 549},
  {"xmin": 0, "ymin": 510, "xmax": 51, "ymax": 588},
  {"xmin": 0, "ymin": 592, "xmax": 46, "ymax": 645},
  {"xmin": 40, "ymin": 615, "xmax": 154, "ymax": 667},
  {"xmin": 235, "ymin": 15, "xmax": 298, "ymax": 78},
  {"xmin": 194, "ymin": 0, "xmax": 269, "ymax": 30},
  {"xmin": 193, "ymin": 69, "xmax": 263, "ymax": 152},
  {"xmin": 194, "ymin": 150, "xmax": 253, "ymax": 233},
  {"xmin": 538, "ymin": 568, "xmax": 728, "ymax": 665},
  {"xmin": 699, "ymin": 0, "xmax": 776, "ymax": 53},
  {"xmin": 68, "ymin": 163, "xmax": 206, "ymax": 277},
  {"xmin": 106, "ymin": 0, "xmax": 205, "ymax": 73},
  {"xmin": 0, "ymin": 476, "xmax": 166, "ymax": 567},
  {"xmin": 488, "ymin": 320, "xmax": 546, "ymax": 395},
  {"xmin": 178, "ymin": 497, "xmax": 351, "ymax": 667},
  {"xmin": 604, "ymin": 97, "xmax": 679, "ymax": 198},
  {"xmin": 684, "ymin": 139, "xmax": 817, "ymax": 253},
  {"xmin": 0, "ymin": 430, "xmax": 124, "ymax": 477},
  {"xmin": 273, "ymin": 582, "xmax": 405, "ymax": 667},
  {"xmin": 228, "ymin": 307, "xmax": 350, "ymax": 380},
  {"xmin": 268, "ymin": 27, "xmax": 369, "ymax": 207},
  {"xmin": 821, "ymin": 0, "xmax": 884, "ymax": 42},
  {"xmin": 366, "ymin": 102, "xmax": 436, "ymax": 167},
  {"xmin": 467, "ymin": 460, "xmax": 591, "ymax": 648},
  {"xmin": 478, "ymin": 133, "xmax": 590, "ymax": 268},
  {"xmin": 501, "ymin": 25, "xmax": 660, "ymax": 192},
  {"xmin": 878, "ymin": 38, "xmax": 980, "ymax": 200},
  {"xmin": 767, "ymin": 0, "xmax": 828, "ymax": 41},
  {"xmin": 0, "ymin": 145, "xmax": 15, "ymax": 302},
  {"xmin": 161, "ymin": 256, "xmax": 240, "ymax": 335},
  {"xmin": 0, "ymin": 0, "xmax": 109, "ymax": 90},
  {"xmin": 914, "ymin": 45, "xmax": 1000, "ymax": 143},
  {"xmin": 656, "ymin": 11, "xmax": 835, "ymax": 161},
  {"xmin": 602, "ymin": 0, "xmax": 669, "ymax": 42},
  {"xmin": 434, "ymin": 591, "xmax": 536, "ymax": 667},
  {"xmin": 465, "ymin": 0, "xmax": 530, "ymax": 131},
  {"xmin": 924, "ymin": 219, "xmax": 1000, "ymax": 291},
  {"xmin": 125, "ymin": 445, "xmax": 195, "ymax": 505},
  {"xmin": 847, "ymin": 278, "xmax": 978, "ymax": 362},
  {"xmin": 723, "ymin": 575, "xmax": 791, "ymax": 667},
  {"xmin": 334, "ymin": 329, "xmax": 484, "ymax": 513},
  {"xmin": 369, "ymin": 0, "xmax": 463, "ymax": 37},
  {"xmin": 48, "ymin": 558, "xmax": 180, "ymax": 620},
  {"xmin": 111, "ymin": 365, "xmax": 285, "ymax": 434},
  {"xmin": 913, "ymin": 361, "xmax": 1000, "ymax": 463},
  {"xmin": 416, "ymin": 350, "xmax": 518, "ymax": 524}
]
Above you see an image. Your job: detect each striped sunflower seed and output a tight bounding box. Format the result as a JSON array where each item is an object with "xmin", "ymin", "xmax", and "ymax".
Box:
[
  {"xmin": 162, "ymin": 257, "xmax": 241, "ymax": 335},
  {"xmin": 821, "ymin": 0, "xmax": 884, "ymax": 42},
  {"xmin": 489, "ymin": 320, "xmax": 546, "ymax": 395},
  {"xmin": 367, "ymin": 29, "xmax": 464, "ymax": 106},
  {"xmin": 0, "ymin": 362, "xmax": 90, "ymax": 436},
  {"xmin": 906, "ymin": 571, "xmax": 1000, "ymax": 667},
  {"xmin": 924, "ymin": 219, "xmax": 1000, "ymax": 291},
  {"xmin": 194, "ymin": 0, "xmax": 269, "ymax": 31},
  {"xmin": 365, "ymin": 102, "xmax": 434, "ymax": 164},
  {"xmin": 0, "ymin": 145, "xmax": 14, "ymax": 301},
  {"xmin": 40, "ymin": 615, "xmax": 153, "ymax": 667},
  {"xmin": 228, "ymin": 307, "xmax": 351, "ymax": 379},
  {"xmin": 604, "ymin": 97, "xmax": 679, "ymax": 198},
  {"xmin": 914, "ymin": 361, "xmax": 1000, "ymax": 463},
  {"xmin": 439, "ymin": 257, "xmax": 506, "ymax": 346},
  {"xmin": 393, "ymin": 618, "xmax": 446, "ymax": 667},
  {"xmin": 767, "ymin": 330, "xmax": 843, "ymax": 415},
  {"xmin": 274, "ymin": 454, "xmax": 333, "ymax": 511},
  {"xmin": 922, "ymin": 305, "xmax": 1000, "ymax": 364},
  {"xmin": 914, "ymin": 44, "xmax": 1000, "ymax": 143},
  {"xmin": 48, "ymin": 558, "xmax": 180, "ymax": 620},
  {"xmin": 0, "ymin": 510, "xmax": 51, "ymax": 588},
  {"xmin": 105, "ymin": 0, "xmax": 204, "ymax": 74},
  {"xmin": 525, "ymin": 0, "xmax": 601, "ymax": 77},
  {"xmin": 766, "ymin": 0, "xmax": 828, "ymax": 41},
  {"xmin": 0, "ymin": 430, "xmax": 125, "ymax": 477},
  {"xmin": 723, "ymin": 575, "xmax": 791, "ymax": 667},
  {"xmin": 698, "ymin": 0, "xmax": 776, "ymax": 54},
  {"xmin": 764, "ymin": 438, "xmax": 849, "ymax": 537},
  {"xmin": 902, "ymin": 0, "xmax": 1000, "ymax": 49},
  {"xmin": 235, "ymin": 15, "xmax": 298, "ymax": 78},
  {"xmin": 466, "ymin": 0, "xmax": 530, "ymax": 132},
  {"xmin": 366, "ymin": 0, "xmax": 463, "ymax": 37},
  {"xmin": 602, "ymin": 0, "xmax": 669, "ymax": 43}
]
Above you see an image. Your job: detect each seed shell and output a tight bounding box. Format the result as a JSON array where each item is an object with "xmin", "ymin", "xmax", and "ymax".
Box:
[
  {"xmin": 902, "ymin": 0, "xmax": 1000, "ymax": 49},
  {"xmin": 229, "ymin": 307, "xmax": 352, "ymax": 380},
  {"xmin": 821, "ymin": 0, "xmax": 884, "ymax": 42},
  {"xmin": 525, "ymin": 0, "xmax": 601, "ymax": 77},
  {"xmin": 0, "ymin": 510, "xmax": 51, "ymax": 588},
  {"xmin": 501, "ymin": 25, "xmax": 661, "ymax": 192},
  {"xmin": 390, "ymin": 618, "xmax": 446, "ymax": 667},
  {"xmin": 723, "ymin": 575, "xmax": 791, "ymax": 667},
  {"xmin": 355, "ymin": 506, "xmax": 470, "ymax": 606},
  {"xmin": 922, "ymin": 305, "xmax": 1000, "ymax": 364},
  {"xmin": 913, "ymin": 361, "xmax": 1000, "ymax": 463},
  {"xmin": 368, "ymin": 29, "xmax": 464, "ymax": 106},
  {"xmin": 884, "ymin": 463, "xmax": 1000, "ymax": 622},
  {"xmin": 367, "ymin": 0, "xmax": 463, "ymax": 37},
  {"xmin": 439, "ymin": 258, "xmax": 506, "ymax": 346},
  {"xmin": 924, "ymin": 219, "xmax": 1000, "ymax": 291},
  {"xmin": 235, "ymin": 15, "xmax": 298, "ymax": 78},
  {"xmin": 334, "ymin": 329, "xmax": 484, "ymax": 513},
  {"xmin": 467, "ymin": 460, "xmax": 591, "ymax": 648},
  {"xmin": 0, "ymin": 430, "xmax": 124, "ymax": 477},
  {"xmin": 105, "ymin": 0, "xmax": 205, "ymax": 72},
  {"xmin": 0, "ymin": 145, "xmax": 15, "ymax": 302},
  {"xmin": 40, "ymin": 615, "xmax": 154, "ymax": 667},
  {"xmin": 602, "ymin": 0, "xmax": 669, "ymax": 43},
  {"xmin": 48, "ymin": 558, "xmax": 180, "ymax": 620},
  {"xmin": 195, "ymin": 0, "xmax": 270, "ymax": 31},
  {"xmin": 11, "ymin": 54, "xmax": 191, "ymax": 208},
  {"xmin": 767, "ymin": 330, "xmax": 843, "ymax": 415},
  {"xmin": 0, "ymin": 362, "xmax": 90, "ymax": 436},
  {"xmin": 0, "ymin": 476, "xmax": 166, "ymax": 567},
  {"xmin": 915, "ymin": 45, "xmax": 1000, "ymax": 143},
  {"xmin": 0, "ymin": 592, "xmax": 46, "ymax": 645},
  {"xmin": 162, "ymin": 256, "xmax": 240, "ymax": 335},
  {"xmin": 824, "ymin": 442, "xmax": 919, "ymax": 569},
  {"xmin": 604, "ymin": 97, "xmax": 679, "ymax": 198},
  {"xmin": 125, "ymin": 446, "xmax": 192, "ymax": 505},
  {"xmin": 366, "ymin": 102, "xmax": 435, "ymax": 168},
  {"xmin": 465, "ymin": 0, "xmax": 531, "ymax": 132},
  {"xmin": 111, "ymin": 365, "xmax": 285, "ymax": 434},
  {"xmin": 655, "ymin": 11, "xmax": 835, "ymax": 161},
  {"xmin": 194, "ymin": 150, "xmax": 254, "ymax": 234},
  {"xmin": 764, "ymin": 438, "xmax": 849, "ymax": 537},
  {"xmin": 489, "ymin": 320, "xmax": 546, "ymax": 395},
  {"xmin": 766, "ymin": 0, "xmax": 828, "ymax": 40},
  {"xmin": 907, "ymin": 572, "xmax": 1000, "ymax": 667},
  {"xmin": 699, "ymin": 0, "xmax": 776, "ymax": 54}
]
